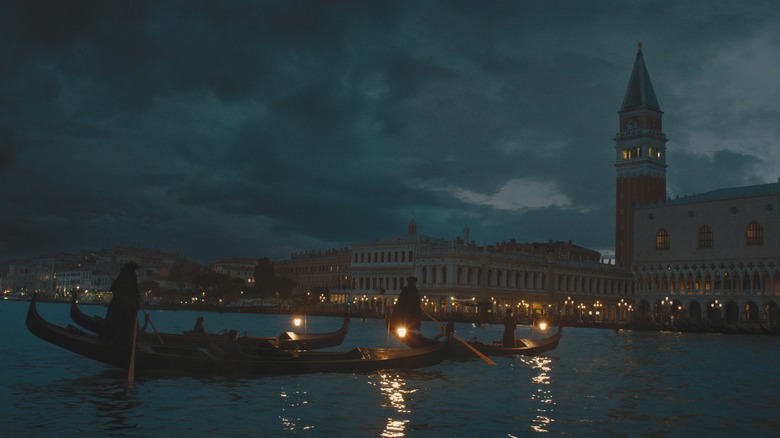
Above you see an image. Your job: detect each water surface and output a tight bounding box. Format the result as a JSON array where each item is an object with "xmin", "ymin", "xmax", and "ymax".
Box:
[{"xmin": 2, "ymin": 300, "xmax": 779, "ymax": 437}]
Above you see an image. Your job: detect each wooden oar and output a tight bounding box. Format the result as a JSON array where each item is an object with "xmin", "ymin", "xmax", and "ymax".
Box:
[
  {"xmin": 141, "ymin": 308, "xmax": 164, "ymax": 344},
  {"xmin": 126, "ymin": 311, "xmax": 139, "ymax": 385},
  {"xmin": 423, "ymin": 311, "xmax": 496, "ymax": 366}
]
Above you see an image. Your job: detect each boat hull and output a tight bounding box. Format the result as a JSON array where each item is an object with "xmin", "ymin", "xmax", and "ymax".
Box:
[
  {"xmin": 69, "ymin": 294, "xmax": 349, "ymax": 351},
  {"xmin": 29, "ymin": 295, "xmax": 445, "ymax": 376},
  {"xmin": 398, "ymin": 325, "xmax": 562, "ymax": 358}
]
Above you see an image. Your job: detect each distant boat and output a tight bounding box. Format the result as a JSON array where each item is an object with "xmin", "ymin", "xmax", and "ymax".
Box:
[
  {"xmin": 28, "ymin": 294, "xmax": 449, "ymax": 376},
  {"xmin": 396, "ymin": 323, "xmax": 562, "ymax": 358}
]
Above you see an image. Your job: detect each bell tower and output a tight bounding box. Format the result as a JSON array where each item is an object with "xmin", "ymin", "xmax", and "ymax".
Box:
[{"xmin": 614, "ymin": 43, "xmax": 668, "ymax": 267}]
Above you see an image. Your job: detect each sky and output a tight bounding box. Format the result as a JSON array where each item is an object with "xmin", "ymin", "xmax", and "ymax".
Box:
[{"xmin": 2, "ymin": 1, "xmax": 780, "ymax": 265}]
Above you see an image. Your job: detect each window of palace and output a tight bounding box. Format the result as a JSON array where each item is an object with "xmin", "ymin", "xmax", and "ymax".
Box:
[
  {"xmin": 746, "ymin": 221, "xmax": 763, "ymax": 246},
  {"xmin": 655, "ymin": 228, "xmax": 670, "ymax": 250},
  {"xmin": 698, "ymin": 225, "xmax": 713, "ymax": 249}
]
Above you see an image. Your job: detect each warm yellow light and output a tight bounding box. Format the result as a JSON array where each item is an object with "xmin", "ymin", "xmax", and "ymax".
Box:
[
  {"xmin": 538, "ymin": 321, "xmax": 548, "ymax": 331},
  {"xmin": 396, "ymin": 327, "xmax": 407, "ymax": 338},
  {"xmin": 293, "ymin": 317, "xmax": 303, "ymax": 327}
]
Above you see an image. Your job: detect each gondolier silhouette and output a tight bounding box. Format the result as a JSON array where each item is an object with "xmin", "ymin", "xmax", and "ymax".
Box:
[
  {"xmin": 389, "ymin": 276, "xmax": 422, "ymax": 334},
  {"xmin": 102, "ymin": 262, "xmax": 141, "ymax": 346},
  {"xmin": 502, "ymin": 309, "xmax": 517, "ymax": 347}
]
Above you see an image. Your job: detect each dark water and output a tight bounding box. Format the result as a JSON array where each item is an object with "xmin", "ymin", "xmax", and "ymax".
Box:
[{"xmin": 3, "ymin": 300, "xmax": 780, "ymax": 437}]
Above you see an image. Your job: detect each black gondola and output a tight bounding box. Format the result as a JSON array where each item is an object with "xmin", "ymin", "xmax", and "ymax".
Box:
[
  {"xmin": 70, "ymin": 292, "xmax": 349, "ymax": 351},
  {"xmin": 395, "ymin": 323, "xmax": 562, "ymax": 358},
  {"xmin": 29, "ymin": 294, "xmax": 446, "ymax": 376}
]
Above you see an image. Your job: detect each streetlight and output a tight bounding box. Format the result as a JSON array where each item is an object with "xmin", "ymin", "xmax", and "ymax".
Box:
[
  {"xmin": 662, "ymin": 296, "xmax": 672, "ymax": 323},
  {"xmin": 710, "ymin": 299, "xmax": 723, "ymax": 321},
  {"xmin": 594, "ymin": 300, "xmax": 603, "ymax": 322}
]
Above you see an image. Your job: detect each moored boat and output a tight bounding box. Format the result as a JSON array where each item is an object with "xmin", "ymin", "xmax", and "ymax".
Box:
[{"xmin": 29, "ymin": 294, "xmax": 448, "ymax": 376}]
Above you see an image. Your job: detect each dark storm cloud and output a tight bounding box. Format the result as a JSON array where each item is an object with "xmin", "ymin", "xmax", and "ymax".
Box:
[
  {"xmin": 2, "ymin": 0, "xmax": 780, "ymax": 264},
  {"xmin": 668, "ymin": 149, "xmax": 765, "ymax": 197}
]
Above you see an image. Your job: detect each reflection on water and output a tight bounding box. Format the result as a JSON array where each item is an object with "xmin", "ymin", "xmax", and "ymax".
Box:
[
  {"xmin": 278, "ymin": 386, "xmax": 316, "ymax": 432},
  {"xmin": 6, "ymin": 302, "xmax": 780, "ymax": 437},
  {"xmin": 522, "ymin": 355, "xmax": 555, "ymax": 432},
  {"xmin": 377, "ymin": 372, "xmax": 412, "ymax": 437}
]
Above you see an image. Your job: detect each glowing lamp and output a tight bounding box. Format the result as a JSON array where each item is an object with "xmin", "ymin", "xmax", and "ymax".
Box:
[
  {"xmin": 396, "ymin": 327, "xmax": 407, "ymax": 338},
  {"xmin": 538, "ymin": 321, "xmax": 548, "ymax": 331}
]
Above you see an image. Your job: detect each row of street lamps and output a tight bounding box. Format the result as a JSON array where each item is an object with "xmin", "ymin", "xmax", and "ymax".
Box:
[{"xmin": 561, "ymin": 296, "xmax": 635, "ymax": 322}]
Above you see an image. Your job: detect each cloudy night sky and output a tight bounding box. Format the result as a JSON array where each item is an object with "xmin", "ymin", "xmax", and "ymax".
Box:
[{"xmin": 1, "ymin": 1, "xmax": 779, "ymax": 265}]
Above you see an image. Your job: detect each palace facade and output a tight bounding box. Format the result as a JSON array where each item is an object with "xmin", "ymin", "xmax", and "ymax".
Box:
[{"xmin": 618, "ymin": 45, "xmax": 780, "ymax": 326}]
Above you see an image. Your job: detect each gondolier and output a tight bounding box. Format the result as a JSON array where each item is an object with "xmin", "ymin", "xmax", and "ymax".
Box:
[
  {"xmin": 502, "ymin": 309, "xmax": 517, "ymax": 348},
  {"xmin": 389, "ymin": 276, "xmax": 422, "ymax": 333},
  {"xmin": 102, "ymin": 262, "xmax": 141, "ymax": 346}
]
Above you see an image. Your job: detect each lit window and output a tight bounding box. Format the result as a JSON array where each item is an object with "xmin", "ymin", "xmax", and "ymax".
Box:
[
  {"xmin": 655, "ymin": 229, "xmax": 669, "ymax": 250},
  {"xmin": 746, "ymin": 221, "xmax": 763, "ymax": 246},
  {"xmin": 698, "ymin": 225, "xmax": 713, "ymax": 248}
]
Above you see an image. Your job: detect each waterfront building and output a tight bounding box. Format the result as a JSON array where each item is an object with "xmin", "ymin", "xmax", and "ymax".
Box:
[
  {"xmin": 54, "ymin": 269, "xmax": 114, "ymax": 298},
  {"xmin": 347, "ymin": 221, "xmax": 633, "ymax": 321},
  {"xmin": 210, "ymin": 256, "xmax": 257, "ymax": 287},
  {"xmin": 4, "ymin": 247, "xmax": 192, "ymax": 301},
  {"xmin": 274, "ymin": 247, "xmax": 351, "ymax": 302},
  {"xmin": 617, "ymin": 45, "xmax": 780, "ymax": 326},
  {"xmin": 113, "ymin": 246, "xmax": 180, "ymax": 271},
  {"xmin": 5, "ymin": 257, "xmax": 61, "ymax": 298}
]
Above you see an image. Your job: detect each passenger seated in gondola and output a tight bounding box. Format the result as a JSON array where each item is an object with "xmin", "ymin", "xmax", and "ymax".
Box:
[
  {"xmin": 223, "ymin": 329, "xmax": 241, "ymax": 357},
  {"xmin": 193, "ymin": 316, "xmax": 206, "ymax": 335},
  {"xmin": 434, "ymin": 320, "xmax": 455, "ymax": 340}
]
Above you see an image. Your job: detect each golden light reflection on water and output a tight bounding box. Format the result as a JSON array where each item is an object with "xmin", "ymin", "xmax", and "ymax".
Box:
[
  {"xmin": 278, "ymin": 389, "xmax": 313, "ymax": 432},
  {"xmin": 520, "ymin": 355, "xmax": 555, "ymax": 432},
  {"xmin": 373, "ymin": 372, "xmax": 414, "ymax": 437}
]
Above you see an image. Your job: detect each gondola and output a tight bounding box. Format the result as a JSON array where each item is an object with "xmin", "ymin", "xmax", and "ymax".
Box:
[
  {"xmin": 396, "ymin": 323, "xmax": 562, "ymax": 358},
  {"xmin": 28, "ymin": 294, "xmax": 448, "ymax": 376},
  {"xmin": 69, "ymin": 292, "xmax": 349, "ymax": 351}
]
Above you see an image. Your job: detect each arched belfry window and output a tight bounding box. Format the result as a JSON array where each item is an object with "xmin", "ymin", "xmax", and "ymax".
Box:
[
  {"xmin": 698, "ymin": 225, "xmax": 713, "ymax": 249},
  {"xmin": 655, "ymin": 228, "xmax": 669, "ymax": 250},
  {"xmin": 746, "ymin": 221, "xmax": 763, "ymax": 246}
]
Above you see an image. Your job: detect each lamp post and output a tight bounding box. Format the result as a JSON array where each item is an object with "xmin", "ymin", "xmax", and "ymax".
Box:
[
  {"xmin": 662, "ymin": 296, "xmax": 672, "ymax": 324},
  {"xmin": 710, "ymin": 299, "xmax": 723, "ymax": 322},
  {"xmin": 618, "ymin": 299, "xmax": 626, "ymax": 322},
  {"xmin": 594, "ymin": 300, "xmax": 603, "ymax": 323}
]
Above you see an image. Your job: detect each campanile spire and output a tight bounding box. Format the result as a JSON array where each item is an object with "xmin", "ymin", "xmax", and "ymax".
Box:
[{"xmin": 614, "ymin": 44, "xmax": 668, "ymax": 267}]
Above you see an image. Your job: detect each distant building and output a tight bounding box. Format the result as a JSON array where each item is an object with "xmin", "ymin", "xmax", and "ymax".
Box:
[
  {"xmin": 617, "ymin": 45, "xmax": 780, "ymax": 326},
  {"xmin": 6, "ymin": 255, "xmax": 77, "ymax": 298},
  {"xmin": 210, "ymin": 257, "xmax": 257, "ymax": 287},
  {"xmin": 274, "ymin": 248, "xmax": 351, "ymax": 299},
  {"xmin": 4, "ymin": 247, "xmax": 196, "ymax": 301},
  {"xmin": 347, "ymin": 221, "xmax": 632, "ymax": 320},
  {"xmin": 114, "ymin": 246, "xmax": 180, "ymax": 271}
]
